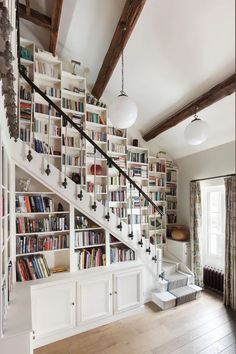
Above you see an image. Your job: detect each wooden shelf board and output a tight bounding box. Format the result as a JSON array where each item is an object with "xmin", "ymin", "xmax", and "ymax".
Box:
[{"xmin": 16, "ymin": 248, "xmax": 69, "ymax": 257}]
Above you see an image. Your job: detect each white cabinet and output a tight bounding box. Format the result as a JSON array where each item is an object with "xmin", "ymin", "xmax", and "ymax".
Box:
[
  {"xmin": 31, "ymin": 281, "xmax": 76, "ymax": 340},
  {"xmin": 77, "ymin": 274, "xmax": 113, "ymax": 323},
  {"xmin": 166, "ymin": 238, "xmax": 191, "ymax": 268},
  {"xmin": 114, "ymin": 269, "xmax": 142, "ymax": 314}
]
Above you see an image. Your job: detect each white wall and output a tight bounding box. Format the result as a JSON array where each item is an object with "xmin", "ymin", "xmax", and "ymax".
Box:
[{"xmin": 176, "ymin": 141, "xmax": 235, "ymax": 226}]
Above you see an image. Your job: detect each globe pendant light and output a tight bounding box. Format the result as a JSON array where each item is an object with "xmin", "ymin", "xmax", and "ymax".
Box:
[
  {"xmin": 109, "ymin": 25, "xmax": 138, "ymax": 129},
  {"xmin": 184, "ymin": 107, "xmax": 209, "ymax": 145}
]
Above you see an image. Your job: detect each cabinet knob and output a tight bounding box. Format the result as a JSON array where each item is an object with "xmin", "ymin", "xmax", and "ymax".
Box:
[
  {"xmin": 114, "ymin": 291, "xmax": 117, "ymax": 294},
  {"xmin": 72, "ymin": 302, "xmax": 75, "ymax": 306},
  {"xmin": 109, "ymin": 293, "xmax": 112, "ymax": 296}
]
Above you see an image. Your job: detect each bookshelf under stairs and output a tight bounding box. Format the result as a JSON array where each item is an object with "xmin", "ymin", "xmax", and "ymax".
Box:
[{"xmin": 152, "ymin": 261, "xmax": 201, "ymax": 310}]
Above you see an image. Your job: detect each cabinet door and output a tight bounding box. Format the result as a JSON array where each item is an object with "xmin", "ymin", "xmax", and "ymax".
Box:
[
  {"xmin": 114, "ymin": 269, "xmax": 142, "ymax": 314},
  {"xmin": 77, "ymin": 274, "xmax": 113, "ymax": 323},
  {"xmin": 31, "ymin": 281, "xmax": 76, "ymax": 340}
]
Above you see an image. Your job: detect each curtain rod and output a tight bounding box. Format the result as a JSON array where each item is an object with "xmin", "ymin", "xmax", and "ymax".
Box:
[{"xmin": 191, "ymin": 173, "xmax": 235, "ymax": 183}]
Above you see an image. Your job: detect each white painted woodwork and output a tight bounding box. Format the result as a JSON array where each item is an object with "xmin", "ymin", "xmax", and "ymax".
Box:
[
  {"xmin": 31, "ymin": 281, "xmax": 76, "ymax": 340},
  {"xmin": 166, "ymin": 238, "xmax": 191, "ymax": 268},
  {"xmin": 113, "ymin": 269, "xmax": 142, "ymax": 314},
  {"xmin": 77, "ymin": 274, "xmax": 113, "ymax": 323}
]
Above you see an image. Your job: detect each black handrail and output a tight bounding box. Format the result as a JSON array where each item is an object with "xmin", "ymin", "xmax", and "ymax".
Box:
[{"xmin": 16, "ymin": 2, "xmax": 163, "ymax": 217}]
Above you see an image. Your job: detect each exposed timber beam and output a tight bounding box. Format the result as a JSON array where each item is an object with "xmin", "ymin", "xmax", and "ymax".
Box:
[
  {"xmin": 49, "ymin": 0, "xmax": 63, "ymax": 56},
  {"xmin": 143, "ymin": 74, "xmax": 236, "ymax": 141},
  {"xmin": 91, "ymin": 0, "xmax": 146, "ymax": 99},
  {"xmin": 19, "ymin": 3, "xmax": 52, "ymax": 30}
]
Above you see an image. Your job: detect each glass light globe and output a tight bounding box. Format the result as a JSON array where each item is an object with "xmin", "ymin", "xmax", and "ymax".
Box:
[
  {"xmin": 108, "ymin": 94, "xmax": 138, "ymax": 129},
  {"xmin": 184, "ymin": 118, "xmax": 209, "ymax": 145}
]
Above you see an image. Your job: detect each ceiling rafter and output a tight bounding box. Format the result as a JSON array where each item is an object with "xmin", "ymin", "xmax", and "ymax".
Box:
[
  {"xmin": 91, "ymin": 0, "xmax": 146, "ymax": 99},
  {"xmin": 49, "ymin": 0, "xmax": 63, "ymax": 56},
  {"xmin": 19, "ymin": 3, "xmax": 52, "ymax": 30},
  {"xmin": 143, "ymin": 74, "xmax": 236, "ymax": 141}
]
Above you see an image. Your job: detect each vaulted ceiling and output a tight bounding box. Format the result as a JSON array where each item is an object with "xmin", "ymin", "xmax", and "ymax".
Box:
[{"xmin": 20, "ymin": 0, "xmax": 235, "ymax": 158}]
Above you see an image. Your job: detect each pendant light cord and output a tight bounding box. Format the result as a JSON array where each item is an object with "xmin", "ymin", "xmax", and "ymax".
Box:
[{"xmin": 120, "ymin": 23, "xmax": 126, "ymax": 96}]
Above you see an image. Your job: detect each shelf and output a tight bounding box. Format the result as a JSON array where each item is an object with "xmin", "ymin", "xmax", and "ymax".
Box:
[
  {"xmin": 20, "ymin": 58, "xmax": 34, "ymax": 65},
  {"xmin": 15, "ymin": 191, "xmax": 55, "ymax": 195},
  {"xmin": 86, "ymin": 121, "xmax": 106, "ymax": 128},
  {"xmin": 107, "ymin": 134, "xmax": 127, "ymax": 141},
  {"xmin": 63, "ymin": 108, "xmax": 85, "ymax": 115},
  {"xmin": 15, "ymin": 211, "xmax": 69, "ymax": 216},
  {"xmin": 34, "ymin": 72, "xmax": 61, "ymax": 83},
  {"xmin": 34, "ymin": 92, "xmax": 61, "ymax": 102},
  {"xmin": 74, "ymin": 227, "xmax": 103, "ymax": 232},
  {"xmin": 107, "ymin": 151, "xmax": 126, "ymax": 157},
  {"xmin": 62, "ymin": 145, "xmax": 84, "ymax": 151},
  {"xmin": 62, "ymin": 71, "xmax": 85, "ymax": 81},
  {"xmin": 34, "ymin": 133, "xmax": 61, "ymax": 139},
  {"xmin": 34, "ymin": 112, "xmax": 61, "ymax": 121},
  {"xmin": 127, "ymin": 145, "xmax": 149, "ymax": 152},
  {"xmin": 35, "ymin": 52, "xmax": 61, "ymax": 64},
  {"xmin": 61, "ymin": 88, "xmax": 85, "ymax": 99},
  {"xmin": 20, "ymin": 98, "xmax": 32, "ymax": 104},
  {"xmin": 166, "ymin": 195, "xmax": 177, "ymax": 198},
  {"xmin": 149, "ymin": 171, "xmax": 166, "ymax": 175},
  {"xmin": 110, "ymin": 242, "xmax": 123, "ymax": 245},
  {"xmin": 86, "ymin": 103, "xmax": 107, "ymax": 112},
  {"xmin": 16, "ymin": 230, "xmax": 70, "ymax": 236},
  {"xmin": 127, "ymin": 161, "xmax": 148, "ymax": 166},
  {"xmin": 74, "ymin": 244, "xmax": 105, "ymax": 250},
  {"xmin": 62, "ymin": 165, "xmax": 86, "ymax": 169},
  {"xmin": 16, "ymin": 248, "xmax": 69, "ymax": 257},
  {"xmin": 37, "ymin": 154, "xmax": 62, "ymax": 158},
  {"xmin": 87, "ymin": 174, "xmax": 107, "ymax": 178},
  {"xmin": 86, "ymin": 140, "xmax": 107, "ymax": 145}
]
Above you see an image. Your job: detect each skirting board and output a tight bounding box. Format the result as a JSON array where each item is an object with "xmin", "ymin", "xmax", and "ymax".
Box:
[{"xmin": 34, "ymin": 305, "xmax": 145, "ymax": 349}]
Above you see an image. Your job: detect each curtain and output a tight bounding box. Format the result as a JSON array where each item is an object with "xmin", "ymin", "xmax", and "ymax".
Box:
[
  {"xmin": 190, "ymin": 181, "xmax": 203, "ymax": 287},
  {"xmin": 224, "ymin": 176, "xmax": 236, "ymax": 310}
]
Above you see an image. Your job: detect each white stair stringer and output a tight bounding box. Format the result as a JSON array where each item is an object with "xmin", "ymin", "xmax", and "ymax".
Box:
[{"xmin": 12, "ymin": 139, "xmax": 161, "ymax": 278}]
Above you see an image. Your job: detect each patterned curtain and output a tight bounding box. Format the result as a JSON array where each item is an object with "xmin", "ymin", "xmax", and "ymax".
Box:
[
  {"xmin": 224, "ymin": 176, "xmax": 236, "ymax": 310},
  {"xmin": 190, "ymin": 181, "xmax": 203, "ymax": 287}
]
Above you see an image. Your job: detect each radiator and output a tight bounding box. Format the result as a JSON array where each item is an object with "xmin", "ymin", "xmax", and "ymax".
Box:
[{"xmin": 203, "ymin": 266, "xmax": 224, "ymax": 294}]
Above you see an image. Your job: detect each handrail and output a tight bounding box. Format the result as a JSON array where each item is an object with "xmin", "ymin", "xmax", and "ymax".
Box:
[{"xmin": 16, "ymin": 1, "xmax": 163, "ymax": 217}]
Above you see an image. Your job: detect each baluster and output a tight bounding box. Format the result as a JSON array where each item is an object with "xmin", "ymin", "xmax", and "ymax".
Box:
[
  {"xmin": 45, "ymin": 104, "xmax": 51, "ymax": 175},
  {"xmin": 128, "ymin": 182, "xmax": 134, "ymax": 240},
  {"xmin": 26, "ymin": 87, "xmax": 34, "ymax": 162},
  {"xmin": 146, "ymin": 202, "xmax": 151, "ymax": 254},
  {"xmin": 91, "ymin": 147, "xmax": 97, "ymax": 211},
  {"xmin": 77, "ymin": 132, "xmax": 83, "ymax": 200},
  {"xmin": 105, "ymin": 159, "xmax": 112, "ymax": 221},
  {"xmin": 152, "ymin": 209, "xmax": 158, "ymax": 262},
  {"xmin": 117, "ymin": 172, "xmax": 122, "ymax": 230},
  {"xmin": 138, "ymin": 191, "xmax": 143, "ymax": 247},
  {"xmin": 62, "ymin": 123, "xmax": 68, "ymax": 188}
]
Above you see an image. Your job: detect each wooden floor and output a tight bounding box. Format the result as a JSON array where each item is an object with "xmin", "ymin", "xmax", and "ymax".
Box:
[{"xmin": 35, "ymin": 290, "xmax": 236, "ymax": 354}]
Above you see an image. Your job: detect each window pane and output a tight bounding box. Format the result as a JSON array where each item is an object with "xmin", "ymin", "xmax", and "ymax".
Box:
[
  {"xmin": 209, "ymin": 213, "xmax": 221, "ymax": 233},
  {"xmin": 209, "ymin": 191, "xmax": 221, "ymax": 212},
  {"xmin": 209, "ymin": 233, "xmax": 218, "ymax": 255}
]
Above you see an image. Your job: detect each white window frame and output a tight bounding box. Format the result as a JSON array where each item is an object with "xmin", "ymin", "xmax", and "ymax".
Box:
[{"xmin": 201, "ymin": 179, "xmax": 225, "ymax": 271}]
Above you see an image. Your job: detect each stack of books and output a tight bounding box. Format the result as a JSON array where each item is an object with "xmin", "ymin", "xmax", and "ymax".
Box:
[{"xmin": 16, "ymin": 255, "xmax": 51, "ymax": 281}]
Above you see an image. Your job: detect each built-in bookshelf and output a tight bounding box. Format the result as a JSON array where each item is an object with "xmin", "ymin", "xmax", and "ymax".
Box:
[
  {"xmin": 0, "ymin": 128, "xmax": 13, "ymax": 337},
  {"xmin": 166, "ymin": 160, "xmax": 178, "ymax": 231}
]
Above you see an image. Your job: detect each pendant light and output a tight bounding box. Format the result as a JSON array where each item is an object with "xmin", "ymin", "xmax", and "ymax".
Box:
[
  {"xmin": 184, "ymin": 106, "xmax": 209, "ymax": 145},
  {"xmin": 108, "ymin": 24, "xmax": 138, "ymax": 129}
]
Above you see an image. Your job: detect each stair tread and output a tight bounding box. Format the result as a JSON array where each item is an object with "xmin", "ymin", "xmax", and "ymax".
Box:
[
  {"xmin": 169, "ymin": 285, "xmax": 197, "ymax": 298},
  {"xmin": 165, "ymin": 272, "xmax": 188, "ymax": 282},
  {"xmin": 152, "ymin": 291, "xmax": 176, "ymax": 302}
]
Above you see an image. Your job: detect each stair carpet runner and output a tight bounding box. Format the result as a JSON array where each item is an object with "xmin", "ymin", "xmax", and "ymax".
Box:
[{"xmin": 152, "ymin": 262, "xmax": 202, "ymax": 310}]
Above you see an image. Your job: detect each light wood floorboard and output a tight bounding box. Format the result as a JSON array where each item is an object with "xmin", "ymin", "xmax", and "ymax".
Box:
[{"xmin": 35, "ymin": 290, "xmax": 236, "ymax": 354}]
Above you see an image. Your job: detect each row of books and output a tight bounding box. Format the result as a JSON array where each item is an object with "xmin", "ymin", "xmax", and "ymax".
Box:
[
  {"xmin": 20, "ymin": 46, "xmax": 33, "ymax": 61},
  {"xmin": 86, "ymin": 93, "xmax": 106, "ymax": 107},
  {"xmin": 74, "ymin": 231, "xmax": 105, "ymax": 247},
  {"xmin": 110, "ymin": 247, "xmax": 135, "ymax": 263},
  {"xmin": 167, "ymin": 170, "xmax": 177, "ymax": 182},
  {"xmin": 110, "ymin": 207, "xmax": 127, "ymax": 218},
  {"xmin": 62, "ymin": 98, "xmax": 84, "ymax": 112},
  {"xmin": 43, "ymin": 87, "xmax": 61, "ymax": 98},
  {"xmin": 128, "ymin": 214, "xmax": 148, "ymax": 225},
  {"xmin": 20, "ymin": 127, "xmax": 30, "ymax": 142},
  {"xmin": 20, "ymin": 86, "xmax": 32, "ymax": 101},
  {"xmin": 16, "ymin": 195, "xmax": 55, "ymax": 213},
  {"xmin": 109, "ymin": 191, "xmax": 126, "ymax": 202},
  {"xmin": 16, "ymin": 255, "xmax": 51, "ymax": 281},
  {"xmin": 107, "ymin": 142, "xmax": 126, "ymax": 154},
  {"xmin": 149, "ymin": 191, "xmax": 166, "ymax": 201},
  {"xmin": 34, "ymin": 120, "xmax": 61, "ymax": 137},
  {"xmin": 167, "ymin": 200, "xmax": 177, "ymax": 209},
  {"xmin": 74, "ymin": 215, "xmax": 91, "ymax": 229},
  {"xmin": 34, "ymin": 138, "xmax": 61, "ymax": 156},
  {"xmin": 149, "ymin": 176, "xmax": 165, "ymax": 187},
  {"xmin": 166, "ymin": 185, "xmax": 177, "ymax": 196},
  {"xmin": 109, "ymin": 175, "xmax": 126, "ymax": 186},
  {"xmin": 35, "ymin": 60, "xmax": 60, "ymax": 79},
  {"xmin": 62, "ymin": 154, "xmax": 85, "ymax": 166},
  {"xmin": 77, "ymin": 248, "xmax": 106, "ymax": 269},
  {"xmin": 16, "ymin": 234, "xmax": 69, "ymax": 254},
  {"xmin": 107, "ymin": 126, "xmax": 126, "ymax": 138},
  {"xmin": 87, "ymin": 182, "xmax": 107, "ymax": 193},
  {"xmin": 128, "ymin": 166, "xmax": 148, "ymax": 178},
  {"xmin": 20, "ymin": 102, "xmax": 31, "ymax": 120},
  {"xmin": 16, "ymin": 216, "xmax": 68, "ymax": 234},
  {"xmin": 149, "ymin": 162, "xmax": 166, "ymax": 173},
  {"xmin": 86, "ymin": 129, "xmax": 106, "ymax": 142},
  {"xmin": 35, "ymin": 103, "xmax": 60, "ymax": 117},
  {"xmin": 67, "ymin": 114, "xmax": 83, "ymax": 129},
  {"xmin": 167, "ymin": 214, "xmax": 177, "ymax": 224},
  {"xmin": 128, "ymin": 152, "xmax": 148, "ymax": 164},
  {"xmin": 111, "ymin": 156, "xmax": 126, "ymax": 169},
  {"xmin": 86, "ymin": 112, "xmax": 105, "ymax": 125},
  {"xmin": 62, "ymin": 135, "xmax": 81, "ymax": 148}
]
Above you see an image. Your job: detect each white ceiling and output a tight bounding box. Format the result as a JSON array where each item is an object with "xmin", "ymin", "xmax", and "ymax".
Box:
[{"xmin": 20, "ymin": 0, "xmax": 235, "ymax": 158}]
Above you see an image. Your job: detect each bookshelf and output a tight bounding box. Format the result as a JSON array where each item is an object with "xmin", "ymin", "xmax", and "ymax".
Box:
[
  {"xmin": 166, "ymin": 160, "xmax": 178, "ymax": 236},
  {"xmin": 0, "ymin": 128, "xmax": 13, "ymax": 337}
]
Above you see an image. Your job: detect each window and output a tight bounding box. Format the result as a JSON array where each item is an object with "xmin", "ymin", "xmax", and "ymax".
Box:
[{"xmin": 201, "ymin": 182, "xmax": 225, "ymax": 270}]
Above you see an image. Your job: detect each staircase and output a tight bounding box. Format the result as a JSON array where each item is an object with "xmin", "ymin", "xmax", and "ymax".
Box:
[{"xmin": 152, "ymin": 260, "xmax": 202, "ymax": 310}]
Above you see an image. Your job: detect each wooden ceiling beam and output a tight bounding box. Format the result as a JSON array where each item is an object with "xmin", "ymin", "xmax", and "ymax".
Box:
[
  {"xmin": 19, "ymin": 3, "xmax": 52, "ymax": 30},
  {"xmin": 143, "ymin": 74, "xmax": 236, "ymax": 142},
  {"xmin": 49, "ymin": 0, "xmax": 64, "ymax": 56},
  {"xmin": 91, "ymin": 0, "xmax": 146, "ymax": 99}
]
